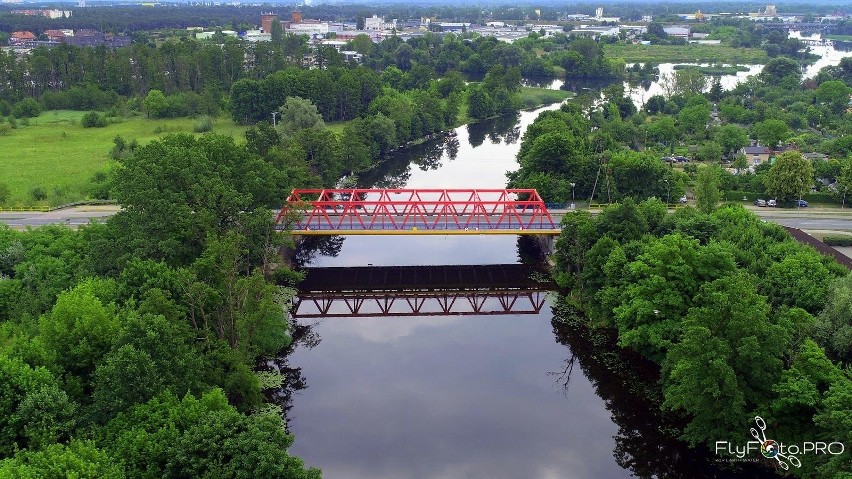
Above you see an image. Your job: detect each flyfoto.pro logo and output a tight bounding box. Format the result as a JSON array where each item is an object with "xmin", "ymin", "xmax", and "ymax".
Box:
[{"xmin": 715, "ymin": 416, "xmax": 846, "ymax": 471}]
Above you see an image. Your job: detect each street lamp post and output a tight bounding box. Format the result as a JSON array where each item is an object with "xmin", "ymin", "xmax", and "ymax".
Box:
[
  {"xmin": 570, "ymin": 182, "xmax": 576, "ymax": 209},
  {"xmin": 665, "ymin": 179, "xmax": 670, "ymax": 206}
]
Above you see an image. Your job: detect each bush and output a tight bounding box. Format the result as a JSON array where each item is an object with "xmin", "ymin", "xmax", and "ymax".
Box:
[
  {"xmin": 823, "ymin": 236, "xmax": 852, "ymax": 247},
  {"xmin": 12, "ymin": 98, "xmax": 41, "ymax": 118},
  {"xmin": 29, "ymin": 186, "xmax": 47, "ymax": 202},
  {"xmin": 81, "ymin": 111, "xmax": 108, "ymax": 128},
  {"xmin": 0, "ymin": 99, "xmax": 10, "ymax": 117},
  {"xmin": 0, "ymin": 183, "xmax": 9, "ymax": 204},
  {"xmin": 0, "ymin": 123, "xmax": 11, "ymax": 136},
  {"xmin": 193, "ymin": 115, "xmax": 213, "ymax": 133}
]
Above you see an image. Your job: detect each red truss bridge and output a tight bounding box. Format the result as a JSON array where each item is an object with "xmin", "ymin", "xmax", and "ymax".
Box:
[{"xmin": 276, "ymin": 188, "xmax": 561, "ymax": 235}]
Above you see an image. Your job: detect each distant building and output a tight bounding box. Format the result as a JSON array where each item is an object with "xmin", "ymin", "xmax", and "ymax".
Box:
[
  {"xmin": 663, "ymin": 25, "xmax": 691, "ymax": 38},
  {"xmin": 573, "ymin": 25, "xmax": 620, "ymax": 37},
  {"xmin": 486, "ymin": 21, "xmax": 505, "ymax": 28},
  {"xmin": 341, "ymin": 50, "xmax": 363, "ymax": 64},
  {"xmin": 10, "ymin": 8, "xmax": 71, "ymax": 18},
  {"xmin": 44, "ymin": 29, "xmax": 67, "ymax": 42},
  {"xmin": 438, "ymin": 23, "xmax": 472, "ymax": 32},
  {"xmin": 260, "ymin": 13, "xmax": 277, "ymax": 33},
  {"xmin": 742, "ymin": 146, "xmax": 772, "ymax": 165},
  {"xmin": 765, "ymin": 4, "xmax": 777, "ymax": 16},
  {"xmin": 364, "ymin": 15, "xmax": 396, "ymax": 31},
  {"xmin": 64, "ymin": 30, "xmax": 130, "ymax": 48},
  {"xmin": 595, "ymin": 7, "xmax": 604, "ymax": 19},
  {"xmin": 244, "ymin": 30, "xmax": 271, "ymax": 42},
  {"xmin": 641, "ymin": 14, "xmax": 653, "ymax": 22},
  {"xmin": 9, "ymin": 31, "xmax": 36, "ymax": 44},
  {"xmin": 287, "ymin": 22, "xmax": 329, "ymax": 35}
]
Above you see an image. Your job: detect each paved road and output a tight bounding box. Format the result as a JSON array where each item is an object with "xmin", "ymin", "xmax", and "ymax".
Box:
[
  {"xmin": 0, "ymin": 206, "xmax": 118, "ymax": 228},
  {"xmin": 2, "ymin": 204, "xmax": 852, "ymax": 231}
]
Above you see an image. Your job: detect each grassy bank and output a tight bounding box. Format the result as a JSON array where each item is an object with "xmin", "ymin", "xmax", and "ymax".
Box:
[
  {"xmin": 0, "ymin": 111, "xmax": 249, "ymax": 206},
  {"xmin": 672, "ymin": 64, "xmax": 751, "ymax": 74},
  {"xmin": 604, "ymin": 43, "xmax": 769, "ymax": 64},
  {"xmin": 825, "ymin": 34, "xmax": 852, "ymax": 42},
  {"xmin": 519, "ymin": 87, "xmax": 573, "ymax": 109}
]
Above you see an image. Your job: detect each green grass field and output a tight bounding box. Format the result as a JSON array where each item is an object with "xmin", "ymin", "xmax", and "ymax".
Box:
[
  {"xmin": 519, "ymin": 87, "xmax": 573, "ymax": 109},
  {"xmin": 604, "ymin": 43, "xmax": 769, "ymax": 64},
  {"xmin": 0, "ymin": 111, "xmax": 249, "ymax": 206}
]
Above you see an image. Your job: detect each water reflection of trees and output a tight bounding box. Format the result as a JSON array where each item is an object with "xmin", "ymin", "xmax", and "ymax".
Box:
[
  {"xmin": 550, "ymin": 303, "xmax": 777, "ymax": 479},
  {"xmin": 292, "ymin": 236, "xmax": 344, "ymax": 268},
  {"xmin": 264, "ymin": 322, "xmax": 320, "ymax": 424},
  {"xmin": 467, "ymin": 113, "xmax": 522, "ymax": 147}
]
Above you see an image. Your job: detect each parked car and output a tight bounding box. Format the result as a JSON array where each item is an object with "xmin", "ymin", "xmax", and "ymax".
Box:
[
  {"xmin": 679, "ymin": 195, "xmax": 688, "ymax": 204},
  {"xmin": 674, "ymin": 155, "xmax": 689, "ymax": 163},
  {"xmin": 661, "ymin": 156, "xmax": 674, "ymax": 163},
  {"xmin": 794, "ymin": 199, "xmax": 809, "ymax": 207},
  {"xmin": 754, "ymin": 199, "xmax": 767, "ymax": 207},
  {"xmin": 767, "ymin": 199, "xmax": 777, "ymax": 207}
]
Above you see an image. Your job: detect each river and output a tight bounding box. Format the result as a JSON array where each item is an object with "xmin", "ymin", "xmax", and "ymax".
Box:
[
  {"xmin": 282, "ymin": 100, "xmax": 781, "ymax": 477},
  {"xmin": 280, "ymin": 35, "xmax": 852, "ymax": 476}
]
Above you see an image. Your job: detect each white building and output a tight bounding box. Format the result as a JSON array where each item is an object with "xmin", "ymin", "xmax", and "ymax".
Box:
[
  {"xmin": 244, "ymin": 30, "xmax": 271, "ymax": 42},
  {"xmin": 288, "ymin": 22, "xmax": 330, "ymax": 35},
  {"xmin": 663, "ymin": 26, "xmax": 690, "ymax": 38},
  {"xmin": 364, "ymin": 15, "xmax": 396, "ymax": 31},
  {"xmin": 574, "ymin": 25, "xmax": 620, "ymax": 37}
]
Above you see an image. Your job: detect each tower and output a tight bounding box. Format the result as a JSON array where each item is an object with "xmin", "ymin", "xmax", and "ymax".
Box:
[{"xmin": 261, "ymin": 13, "xmax": 277, "ymax": 33}]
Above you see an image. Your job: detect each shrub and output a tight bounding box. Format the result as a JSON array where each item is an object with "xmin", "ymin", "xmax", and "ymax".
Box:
[
  {"xmin": 0, "ymin": 123, "xmax": 11, "ymax": 136},
  {"xmin": 29, "ymin": 186, "xmax": 47, "ymax": 202},
  {"xmin": 823, "ymin": 236, "xmax": 852, "ymax": 247},
  {"xmin": 193, "ymin": 114, "xmax": 213, "ymax": 133},
  {"xmin": 12, "ymin": 98, "xmax": 41, "ymax": 118},
  {"xmin": 81, "ymin": 111, "xmax": 108, "ymax": 128},
  {"xmin": 0, "ymin": 99, "xmax": 10, "ymax": 117},
  {"xmin": 0, "ymin": 183, "xmax": 9, "ymax": 204}
]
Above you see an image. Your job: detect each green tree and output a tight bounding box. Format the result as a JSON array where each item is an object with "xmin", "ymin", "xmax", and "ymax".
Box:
[
  {"xmin": 662, "ymin": 273, "xmax": 787, "ymax": 447},
  {"xmin": 0, "ymin": 354, "xmax": 77, "ymax": 455},
  {"xmin": 99, "ymin": 389, "xmax": 320, "ymax": 479},
  {"xmin": 763, "ymin": 151, "xmax": 814, "ymax": 201},
  {"xmin": 645, "ymin": 116, "xmax": 679, "ymax": 151},
  {"xmin": 714, "ymin": 124, "xmax": 749, "ymax": 158},
  {"xmin": 815, "ymin": 80, "xmax": 852, "ymax": 114},
  {"xmin": 677, "ymin": 103, "xmax": 711, "ymax": 136},
  {"xmin": 38, "ymin": 281, "xmax": 119, "ymax": 385},
  {"xmin": 277, "ymin": 96, "xmax": 325, "ymax": 137},
  {"xmin": 694, "ymin": 166, "xmax": 722, "ymax": 213},
  {"xmin": 143, "ymin": 89, "xmax": 169, "ymax": 119},
  {"xmin": 815, "ymin": 273, "xmax": 852, "ymax": 363},
  {"xmin": 11, "ymin": 98, "xmax": 41, "ymax": 119},
  {"xmin": 695, "ymin": 141, "xmax": 722, "ymax": 163},
  {"xmin": 110, "ymin": 134, "xmax": 282, "ymax": 266},
  {"xmin": 466, "ymin": 85, "xmax": 494, "ymax": 120},
  {"xmin": 0, "ymin": 441, "xmax": 122, "ymax": 478},
  {"xmin": 752, "ymin": 118, "xmax": 790, "ymax": 148}
]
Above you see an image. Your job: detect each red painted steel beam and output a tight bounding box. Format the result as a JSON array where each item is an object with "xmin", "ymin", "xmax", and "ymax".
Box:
[{"xmin": 276, "ymin": 189, "xmax": 558, "ymax": 232}]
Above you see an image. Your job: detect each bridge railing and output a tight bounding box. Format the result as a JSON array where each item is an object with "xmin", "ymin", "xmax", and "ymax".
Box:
[{"xmin": 277, "ymin": 188, "xmax": 559, "ymax": 232}]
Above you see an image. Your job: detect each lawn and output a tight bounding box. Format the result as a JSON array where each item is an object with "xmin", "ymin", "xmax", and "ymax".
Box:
[
  {"xmin": 604, "ymin": 43, "xmax": 769, "ymax": 64},
  {"xmin": 0, "ymin": 111, "xmax": 249, "ymax": 206}
]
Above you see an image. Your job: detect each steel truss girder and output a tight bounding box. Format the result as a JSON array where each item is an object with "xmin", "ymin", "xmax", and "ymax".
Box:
[
  {"xmin": 276, "ymin": 188, "xmax": 558, "ymax": 233},
  {"xmin": 292, "ymin": 289, "xmax": 548, "ymax": 318}
]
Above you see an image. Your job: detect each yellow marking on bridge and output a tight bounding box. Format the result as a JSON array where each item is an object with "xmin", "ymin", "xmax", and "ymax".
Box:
[{"xmin": 291, "ymin": 229, "xmax": 562, "ymax": 236}]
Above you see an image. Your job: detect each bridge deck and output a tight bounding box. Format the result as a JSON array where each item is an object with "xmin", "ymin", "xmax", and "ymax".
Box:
[{"xmin": 298, "ymin": 264, "xmax": 554, "ymax": 293}]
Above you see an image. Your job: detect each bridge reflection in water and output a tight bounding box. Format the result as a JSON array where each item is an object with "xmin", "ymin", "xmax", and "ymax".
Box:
[{"xmin": 293, "ymin": 264, "xmax": 555, "ymax": 319}]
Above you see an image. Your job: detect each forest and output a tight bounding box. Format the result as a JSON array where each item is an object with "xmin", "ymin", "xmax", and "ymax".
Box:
[{"xmin": 551, "ymin": 199, "xmax": 851, "ymax": 477}]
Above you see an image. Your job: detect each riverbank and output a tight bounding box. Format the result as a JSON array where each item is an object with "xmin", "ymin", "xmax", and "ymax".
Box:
[
  {"xmin": 0, "ymin": 110, "xmax": 249, "ymax": 206},
  {"xmin": 604, "ymin": 43, "xmax": 769, "ymax": 64}
]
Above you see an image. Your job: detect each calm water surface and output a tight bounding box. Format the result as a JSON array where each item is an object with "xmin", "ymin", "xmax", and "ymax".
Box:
[{"xmin": 284, "ymin": 68, "xmax": 789, "ymax": 477}]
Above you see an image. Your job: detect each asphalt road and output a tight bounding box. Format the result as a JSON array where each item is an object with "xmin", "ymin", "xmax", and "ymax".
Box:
[{"xmin": 2, "ymin": 205, "xmax": 852, "ymax": 231}]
